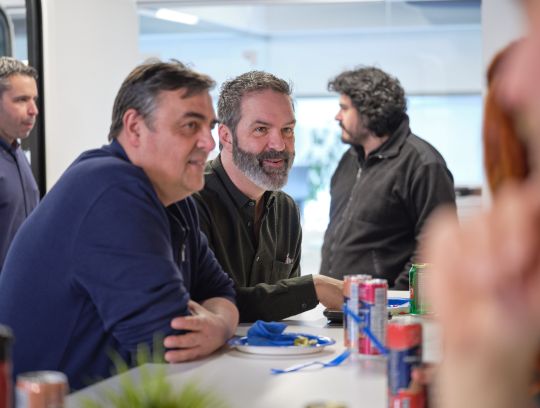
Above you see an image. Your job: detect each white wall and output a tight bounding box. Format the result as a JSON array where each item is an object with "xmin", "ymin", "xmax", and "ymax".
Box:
[
  {"xmin": 42, "ymin": 0, "xmax": 139, "ymax": 189},
  {"xmin": 267, "ymin": 29, "xmax": 481, "ymax": 95},
  {"xmin": 482, "ymin": 0, "xmax": 525, "ymax": 75},
  {"xmin": 140, "ymin": 27, "xmax": 481, "ymax": 96}
]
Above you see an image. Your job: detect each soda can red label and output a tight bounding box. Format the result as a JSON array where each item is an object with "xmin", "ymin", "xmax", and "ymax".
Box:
[
  {"xmin": 387, "ymin": 319, "xmax": 424, "ymax": 408},
  {"xmin": 359, "ymin": 279, "xmax": 388, "ymax": 355},
  {"xmin": 343, "ymin": 274, "xmax": 372, "ymax": 350}
]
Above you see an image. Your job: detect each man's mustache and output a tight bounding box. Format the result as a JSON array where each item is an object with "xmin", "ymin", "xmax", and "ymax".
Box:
[{"xmin": 257, "ymin": 150, "xmax": 292, "ymax": 161}]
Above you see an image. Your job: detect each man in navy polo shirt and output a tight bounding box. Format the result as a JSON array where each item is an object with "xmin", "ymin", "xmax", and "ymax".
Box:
[
  {"xmin": 0, "ymin": 57, "xmax": 39, "ymax": 271},
  {"xmin": 0, "ymin": 60, "xmax": 238, "ymax": 390}
]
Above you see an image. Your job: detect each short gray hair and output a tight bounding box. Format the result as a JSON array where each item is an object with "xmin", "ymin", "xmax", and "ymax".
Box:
[
  {"xmin": 0, "ymin": 57, "xmax": 38, "ymax": 97},
  {"xmin": 328, "ymin": 66, "xmax": 407, "ymax": 137},
  {"xmin": 108, "ymin": 59, "xmax": 215, "ymax": 141},
  {"xmin": 218, "ymin": 71, "xmax": 292, "ymax": 134}
]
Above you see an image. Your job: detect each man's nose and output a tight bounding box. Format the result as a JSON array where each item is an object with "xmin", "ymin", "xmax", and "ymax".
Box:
[
  {"xmin": 267, "ymin": 130, "xmax": 286, "ymax": 151},
  {"xmin": 335, "ymin": 111, "xmax": 342, "ymax": 121},
  {"xmin": 198, "ymin": 127, "xmax": 216, "ymax": 152},
  {"xmin": 28, "ymin": 100, "xmax": 38, "ymax": 116}
]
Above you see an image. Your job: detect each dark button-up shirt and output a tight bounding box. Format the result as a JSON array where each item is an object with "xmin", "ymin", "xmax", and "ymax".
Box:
[
  {"xmin": 193, "ymin": 155, "xmax": 318, "ymax": 322},
  {"xmin": 0, "ymin": 138, "xmax": 39, "ymax": 271},
  {"xmin": 320, "ymin": 117, "xmax": 456, "ymax": 289}
]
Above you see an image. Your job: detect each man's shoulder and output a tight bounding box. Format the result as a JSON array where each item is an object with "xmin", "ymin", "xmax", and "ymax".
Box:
[
  {"xmin": 273, "ymin": 190, "xmax": 299, "ymax": 209},
  {"xmin": 68, "ymin": 147, "xmax": 146, "ymax": 186},
  {"xmin": 401, "ymin": 133, "xmax": 448, "ymax": 167},
  {"xmin": 48, "ymin": 147, "xmax": 152, "ymax": 207}
]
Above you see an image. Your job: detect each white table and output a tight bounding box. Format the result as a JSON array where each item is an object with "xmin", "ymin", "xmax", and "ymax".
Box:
[{"xmin": 67, "ymin": 291, "xmax": 438, "ymax": 408}]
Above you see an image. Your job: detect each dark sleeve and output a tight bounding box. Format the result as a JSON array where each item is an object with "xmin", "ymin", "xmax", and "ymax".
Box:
[
  {"xmin": 236, "ymin": 275, "xmax": 318, "ymax": 323},
  {"xmin": 394, "ymin": 162, "xmax": 456, "ymax": 289},
  {"xmin": 74, "ymin": 182, "xmax": 190, "ymax": 353}
]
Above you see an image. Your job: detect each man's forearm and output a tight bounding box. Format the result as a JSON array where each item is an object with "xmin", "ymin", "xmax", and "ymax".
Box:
[{"xmin": 200, "ymin": 297, "xmax": 239, "ymax": 339}]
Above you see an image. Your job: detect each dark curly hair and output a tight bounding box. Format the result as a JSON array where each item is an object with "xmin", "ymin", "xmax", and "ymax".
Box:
[{"xmin": 328, "ymin": 66, "xmax": 407, "ymax": 137}]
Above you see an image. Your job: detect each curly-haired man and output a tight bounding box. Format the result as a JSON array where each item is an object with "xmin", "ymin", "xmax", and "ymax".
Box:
[{"xmin": 320, "ymin": 66, "xmax": 456, "ymax": 288}]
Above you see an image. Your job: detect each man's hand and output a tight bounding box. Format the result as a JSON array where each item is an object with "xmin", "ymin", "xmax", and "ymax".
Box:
[
  {"xmin": 313, "ymin": 274, "xmax": 343, "ymax": 310},
  {"xmin": 163, "ymin": 298, "xmax": 239, "ymax": 363}
]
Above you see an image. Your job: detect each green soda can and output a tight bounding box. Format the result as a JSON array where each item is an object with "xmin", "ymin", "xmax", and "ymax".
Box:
[{"xmin": 409, "ymin": 263, "xmax": 429, "ymax": 314}]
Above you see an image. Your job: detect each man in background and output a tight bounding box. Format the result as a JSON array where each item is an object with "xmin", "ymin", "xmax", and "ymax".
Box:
[
  {"xmin": 194, "ymin": 71, "xmax": 343, "ymax": 322},
  {"xmin": 320, "ymin": 66, "xmax": 455, "ymax": 289},
  {"xmin": 0, "ymin": 57, "xmax": 39, "ymax": 271},
  {"xmin": 0, "ymin": 60, "xmax": 238, "ymax": 389}
]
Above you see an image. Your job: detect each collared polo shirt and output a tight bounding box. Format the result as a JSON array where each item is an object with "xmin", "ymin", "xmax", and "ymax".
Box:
[
  {"xmin": 0, "ymin": 138, "xmax": 39, "ymax": 270},
  {"xmin": 193, "ymin": 155, "xmax": 318, "ymax": 322}
]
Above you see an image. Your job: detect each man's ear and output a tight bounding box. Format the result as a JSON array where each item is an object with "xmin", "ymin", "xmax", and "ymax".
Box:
[
  {"xmin": 218, "ymin": 124, "xmax": 233, "ymax": 152},
  {"xmin": 122, "ymin": 109, "xmax": 143, "ymax": 147}
]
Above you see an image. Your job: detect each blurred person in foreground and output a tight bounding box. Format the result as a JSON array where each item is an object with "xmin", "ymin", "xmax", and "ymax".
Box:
[
  {"xmin": 0, "ymin": 57, "xmax": 39, "ymax": 271},
  {"xmin": 193, "ymin": 71, "xmax": 343, "ymax": 322},
  {"xmin": 425, "ymin": 2, "xmax": 540, "ymax": 406},
  {"xmin": 0, "ymin": 60, "xmax": 238, "ymax": 390},
  {"xmin": 483, "ymin": 40, "xmax": 529, "ymax": 194},
  {"xmin": 321, "ymin": 66, "xmax": 455, "ymax": 288}
]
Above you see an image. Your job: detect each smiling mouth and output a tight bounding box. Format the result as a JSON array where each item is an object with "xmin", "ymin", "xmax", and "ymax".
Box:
[{"xmin": 261, "ymin": 158, "xmax": 285, "ymax": 168}]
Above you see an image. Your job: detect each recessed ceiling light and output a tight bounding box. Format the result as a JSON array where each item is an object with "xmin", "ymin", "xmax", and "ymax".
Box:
[{"xmin": 155, "ymin": 8, "xmax": 199, "ymax": 25}]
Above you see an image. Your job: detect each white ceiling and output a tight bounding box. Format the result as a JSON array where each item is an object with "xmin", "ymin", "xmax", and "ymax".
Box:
[{"xmin": 137, "ymin": 0, "xmax": 481, "ymax": 36}]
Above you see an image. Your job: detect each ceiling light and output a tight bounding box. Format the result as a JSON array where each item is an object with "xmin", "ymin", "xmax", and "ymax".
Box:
[{"xmin": 155, "ymin": 8, "xmax": 199, "ymax": 25}]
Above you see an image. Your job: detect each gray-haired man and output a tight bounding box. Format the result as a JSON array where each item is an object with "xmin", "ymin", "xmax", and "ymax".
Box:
[
  {"xmin": 194, "ymin": 71, "xmax": 343, "ymax": 322},
  {"xmin": 0, "ymin": 57, "xmax": 39, "ymax": 271}
]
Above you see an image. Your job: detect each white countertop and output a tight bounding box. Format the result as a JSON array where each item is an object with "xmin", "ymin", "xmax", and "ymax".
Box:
[{"xmin": 67, "ymin": 291, "xmax": 439, "ymax": 408}]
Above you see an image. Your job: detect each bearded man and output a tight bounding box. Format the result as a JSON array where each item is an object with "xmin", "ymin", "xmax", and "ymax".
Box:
[
  {"xmin": 194, "ymin": 71, "xmax": 343, "ymax": 322},
  {"xmin": 320, "ymin": 66, "xmax": 456, "ymax": 289}
]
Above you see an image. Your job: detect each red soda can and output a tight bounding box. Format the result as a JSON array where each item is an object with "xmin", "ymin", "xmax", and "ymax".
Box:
[
  {"xmin": 16, "ymin": 371, "xmax": 68, "ymax": 408},
  {"xmin": 359, "ymin": 279, "xmax": 388, "ymax": 355},
  {"xmin": 343, "ymin": 274, "xmax": 371, "ymax": 350},
  {"xmin": 0, "ymin": 325, "xmax": 13, "ymax": 408},
  {"xmin": 387, "ymin": 318, "xmax": 425, "ymax": 408}
]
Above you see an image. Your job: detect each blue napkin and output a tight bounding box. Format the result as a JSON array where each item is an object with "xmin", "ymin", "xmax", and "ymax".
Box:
[{"xmin": 246, "ymin": 320, "xmax": 320, "ymax": 346}]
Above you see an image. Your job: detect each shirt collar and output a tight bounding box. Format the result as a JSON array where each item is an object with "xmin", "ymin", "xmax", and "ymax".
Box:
[
  {"xmin": 352, "ymin": 115, "xmax": 411, "ymax": 164},
  {"xmin": 209, "ymin": 154, "xmax": 276, "ymax": 210},
  {"xmin": 368, "ymin": 115, "xmax": 410, "ymax": 159},
  {"xmin": 0, "ymin": 137, "xmax": 19, "ymax": 155},
  {"xmin": 108, "ymin": 139, "xmax": 131, "ymax": 163}
]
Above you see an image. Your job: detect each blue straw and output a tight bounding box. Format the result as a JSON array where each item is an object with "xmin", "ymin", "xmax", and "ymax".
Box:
[{"xmin": 342, "ymin": 304, "xmax": 389, "ymax": 356}]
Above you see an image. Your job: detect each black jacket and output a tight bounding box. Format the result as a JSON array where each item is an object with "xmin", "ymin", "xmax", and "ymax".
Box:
[{"xmin": 320, "ymin": 117, "xmax": 456, "ymax": 289}]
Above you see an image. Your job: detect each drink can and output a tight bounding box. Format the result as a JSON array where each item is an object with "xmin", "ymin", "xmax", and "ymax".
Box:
[
  {"xmin": 409, "ymin": 264, "xmax": 430, "ymax": 315},
  {"xmin": 16, "ymin": 371, "xmax": 68, "ymax": 408},
  {"xmin": 359, "ymin": 279, "xmax": 388, "ymax": 355},
  {"xmin": 0, "ymin": 325, "xmax": 13, "ymax": 408},
  {"xmin": 343, "ymin": 274, "xmax": 371, "ymax": 350},
  {"xmin": 387, "ymin": 318, "xmax": 425, "ymax": 408}
]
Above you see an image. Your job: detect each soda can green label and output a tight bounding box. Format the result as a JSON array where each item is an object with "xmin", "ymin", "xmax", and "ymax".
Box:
[{"xmin": 409, "ymin": 263, "xmax": 429, "ymax": 314}]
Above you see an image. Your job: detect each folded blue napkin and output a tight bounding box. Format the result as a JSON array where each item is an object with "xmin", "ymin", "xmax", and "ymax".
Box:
[{"xmin": 246, "ymin": 320, "xmax": 320, "ymax": 346}]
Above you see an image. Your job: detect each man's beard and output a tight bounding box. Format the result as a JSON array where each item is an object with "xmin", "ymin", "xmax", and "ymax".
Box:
[
  {"xmin": 339, "ymin": 121, "xmax": 369, "ymax": 146},
  {"xmin": 232, "ymin": 133, "xmax": 294, "ymax": 191}
]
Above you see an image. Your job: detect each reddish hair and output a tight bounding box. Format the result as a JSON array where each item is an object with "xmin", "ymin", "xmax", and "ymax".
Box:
[{"xmin": 483, "ymin": 41, "xmax": 530, "ymax": 194}]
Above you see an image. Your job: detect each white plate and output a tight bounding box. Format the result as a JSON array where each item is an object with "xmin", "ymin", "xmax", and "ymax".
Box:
[{"xmin": 228, "ymin": 335, "xmax": 336, "ymax": 355}]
